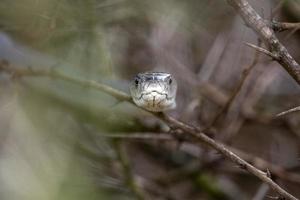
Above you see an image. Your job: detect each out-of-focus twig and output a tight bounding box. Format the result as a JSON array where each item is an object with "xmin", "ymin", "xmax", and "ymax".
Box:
[
  {"xmin": 109, "ymin": 132, "xmax": 300, "ymax": 185},
  {"xmin": 270, "ymin": 0, "xmax": 285, "ymax": 20},
  {"xmin": 113, "ymin": 140, "xmax": 146, "ymax": 200},
  {"xmin": 226, "ymin": 0, "xmax": 300, "ymax": 86},
  {"xmin": 252, "ymin": 183, "xmax": 269, "ymax": 200},
  {"xmin": 276, "ymin": 105, "xmax": 300, "ymax": 117},
  {"xmin": 0, "ymin": 60, "xmax": 297, "ymax": 200},
  {"xmin": 100, "ymin": 132, "xmax": 173, "ymax": 140},
  {"xmin": 230, "ymin": 147, "xmax": 300, "ymax": 184},
  {"xmin": 204, "ymin": 40, "xmax": 262, "ymax": 131}
]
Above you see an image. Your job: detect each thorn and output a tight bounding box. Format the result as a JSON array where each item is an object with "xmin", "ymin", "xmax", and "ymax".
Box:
[
  {"xmin": 238, "ymin": 163, "xmax": 247, "ymax": 170},
  {"xmin": 266, "ymin": 168, "xmax": 272, "ymax": 179},
  {"xmin": 244, "ymin": 42, "xmax": 279, "ymax": 60}
]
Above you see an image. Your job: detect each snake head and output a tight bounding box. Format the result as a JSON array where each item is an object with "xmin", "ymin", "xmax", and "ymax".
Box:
[{"xmin": 130, "ymin": 72, "xmax": 177, "ymax": 112}]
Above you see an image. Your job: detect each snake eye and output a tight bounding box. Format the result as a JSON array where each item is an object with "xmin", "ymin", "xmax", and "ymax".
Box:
[
  {"xmin": 134, "ymin": 79, "xmax": 139, "ymax": 86},
  {"xmin": 168, "ymin": 78, "xmax": 172, "ymax": 85}
]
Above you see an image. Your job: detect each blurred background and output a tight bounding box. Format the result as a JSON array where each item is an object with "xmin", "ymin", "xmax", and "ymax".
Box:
[{"xmin": 0, "ymin": 0, "xmax": 300, "ymax": 199}]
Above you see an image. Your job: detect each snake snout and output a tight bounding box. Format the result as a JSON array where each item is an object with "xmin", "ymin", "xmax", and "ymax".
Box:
[{"xmin": 139, "ymin": 92, "xmax": 168, "ymax": 112}]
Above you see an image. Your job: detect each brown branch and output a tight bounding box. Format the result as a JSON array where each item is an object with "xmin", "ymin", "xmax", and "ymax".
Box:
[
  {"xmin": 226, "ymin": 0, "xmax": 300, "ymax": 85},
  {"xmin": 271, "ymin": 21, "xmax": 300, "ymax": 32},
  {"xmin": 109, "ymin": 132, "xmax": 300, "ymax": 185},
  {"xmin": 160, "ymin": 114, "xmax": 297, "ymax": 200},
  {"xmin": 0, "ymin": 61, "xmax": 297, "ymax": 200},
  {"xmin": 230, "ymin": 147, "xmax": 300, "ymax": 184}
]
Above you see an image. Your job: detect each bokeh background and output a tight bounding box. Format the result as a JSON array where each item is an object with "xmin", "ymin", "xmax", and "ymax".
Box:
[{"xmin": 0, "ymin": 0, "xmax": 300, "ymax": 199}]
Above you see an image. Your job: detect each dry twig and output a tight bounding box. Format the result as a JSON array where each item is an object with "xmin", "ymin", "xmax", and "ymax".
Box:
[
  {"xmin": 113, "ymin": 140, "xmax": 146, "ymax": 200},
  {"xmin": 204, "ymin": 40, "xmax": 262, "ymax": 131},
  {"xmin": 271, "ymin": 21, "xmax": 300, "ymax": 33},
  {"xmin": 226, "ymin": 0, "xmax": 300, "ymax": 85}
]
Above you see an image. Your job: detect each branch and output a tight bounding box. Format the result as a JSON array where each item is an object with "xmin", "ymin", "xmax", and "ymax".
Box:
[
  {"xmin": 226, "ymin": 0, "xmax": 300, "ymax": 85},
  {"xmin": 230, "ymin": 146, "xmax": 300, "ymax": 184},
  {"xmin": 112, "ymin": 140, "xmax": 146, "ymax": 200},
  {"xmin": 204, "ymin": 40, "xmax": 261, "ymax": 131},
  {"xmin": 0, "ymin": 61, "xmax": 297, "ymax": 200},
  {"xmin": 0, "ymin": 60, "xmax": 131, "ymax": 102},
  {"xmin": 271, "ymin": 21, "xmax": 300, "ymax": 32},
  {"xmin": 276, "ymin": 105, "xmax": 300, "ymax": 117},
  {"xmin": 100, "ymin": 132, "xmax": 173, "ymax": 140},
  {"xmin": 109, "ymin": 132, "xmax": 300, "ymax": 185}
]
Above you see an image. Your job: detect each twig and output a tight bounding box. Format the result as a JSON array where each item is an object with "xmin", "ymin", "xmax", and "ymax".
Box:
[
  {"xmin": 100, "ymin": 132, "xmax": 173, "ymax": 140},
  {"xmin": 161, "ymin": 113, "xmax": 297, "ymax": 200},
  {"xmin": 270, "ymin": 1, "xmax": 285, "ymax": 20},
  {"xmin": 271, "ymin": 21, "xmax": 300, "ymax": 32},
  {"xmin": 252, "ymin": 183, "xmax": 269, "ymax": 200},
  {"xmin": 204, "ymin": 40, "xmax": 262, "ymax": 130},
  {"xmin": 0, "ymin": 61, "xmax": 297, "ymax": 200},
  {"xmin": 245, "ymin": 42, "xmax": 279, "ymax": 60},
  {"xmin": 103, "ymin": 132, "xmax": 300, "ymax": 185},
  {"xmin": 0, "ymin": 60, "xmax": 131, "ymax": 102},
  {"xmin": 276, "ymin": 105, "xmax": 300, "ymax": 117},
  {"xmin": 230, "ymin": 146, "xmax": 300, "ymax": 184},
  {"xmin": 226, "ymin": 0, "xmax": 300, "ymax": 85},
  {"xmin": 112, "ymin": 140, "xmax": 146, "ymax": 200}
]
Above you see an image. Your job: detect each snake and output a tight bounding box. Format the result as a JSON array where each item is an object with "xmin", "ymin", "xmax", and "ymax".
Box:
[{"xmin": 129, "ymin": 72, "xmax": 177, "ymax": 112}]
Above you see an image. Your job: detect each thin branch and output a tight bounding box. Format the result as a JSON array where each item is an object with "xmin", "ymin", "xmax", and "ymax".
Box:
[
  {"xmin": 230, "ymin": 146, "xmax": 300, "ymax": 184},
  {"xmin": 104, "ymin": 132, "xmax": 300, "ymax": 185},
  {"xmin": 0, "ymin": 61, "xmax": 297, "ymax": 200},
  {"xmin": 161, "ymin": 113, "xmax": 297, "ymax": 200},
  {"xmin": 204, "ymin": 40, "xmax": 262, "ymax": 130},
  {"xmin": 112, "ymin": 140, "xmax": 146, "ymax": 200},
  {"xmin": 252, "ymin": 183, "xmax": 269, "ymax": 200},
  {"xmin": 0, "ymin": 60, "xmax": 131, "ymax": 102},
  {"xmin": 270, "ymin": 1, "xmax": 285, "ymax": 20},
  {"xmin": 276, "ymin": 105, "xmax": 300, "ymax": 117},
  {"xmin": 245, "ymin": 42, "xmax": 279, "ymax": 60},
  {"xmin": 100, "ymin": 132, "xmax": 173, "ymax": 140},
  {"xmin": 226, "ymin": 0, "xmax": 300, "ymax": 85},
  {"xmin": 271, "ymin": 21, "xmax": 300, "ymax": 32}
]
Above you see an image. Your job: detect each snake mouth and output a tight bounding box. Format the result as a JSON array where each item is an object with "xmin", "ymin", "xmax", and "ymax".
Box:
[
  {"xmin": 134, "ymin": 91, "xmax": 174, "ymax": 111},
  {"xmin": 136, "ymin": 91, "xmax": 173, "ymax": 100}
]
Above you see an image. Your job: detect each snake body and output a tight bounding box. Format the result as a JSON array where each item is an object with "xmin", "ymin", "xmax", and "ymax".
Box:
[{"xmin": 129, "ymin": 72, "xmax": 177, "ymax": 112}]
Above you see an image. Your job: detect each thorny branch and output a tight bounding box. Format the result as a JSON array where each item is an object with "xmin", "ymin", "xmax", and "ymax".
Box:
[
  {"xmin": 225, "ymin": 0, "xmax": 300, "ymax": 85},
  {"xmin": 0, "ymin": 60, "xmax": 297, "ymax": 200},
  {"xmin": 103, "ymin": 132, "xmax": 300, "ymax": 185}
]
